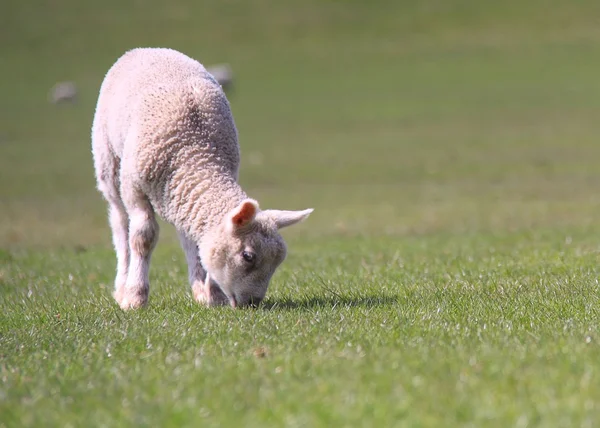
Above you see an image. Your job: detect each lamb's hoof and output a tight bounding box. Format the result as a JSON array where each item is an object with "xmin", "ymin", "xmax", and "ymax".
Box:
[
  {"xmin": 113, "ymin": 285, "xmax": 125, "ymax": 303},
  {"xmin": 115, "ymin": 287, "xmax": 148, "ymax": 310},
  {"xmin": 193, "ymin": 283, "xmax": 229, "ymax": 307}
]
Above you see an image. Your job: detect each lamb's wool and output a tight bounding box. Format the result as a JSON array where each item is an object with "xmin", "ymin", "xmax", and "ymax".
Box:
[
  {"xmin": 93, "ymin": 48, "xmax": 244, "ymax": 241},
  {"xmin": 92, "ymin": 48, "xmax": 313, "ymax": 310}
]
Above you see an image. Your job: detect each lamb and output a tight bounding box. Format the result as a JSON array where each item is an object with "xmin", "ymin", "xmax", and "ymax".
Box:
[{"xmin": 91, "ymin": 48, "xmax": 313, "ymax": 310}]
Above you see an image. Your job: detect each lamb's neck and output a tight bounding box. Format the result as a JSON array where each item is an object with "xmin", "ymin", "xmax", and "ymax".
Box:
[{"xmin": 165, "ymin": 165, "xmax": 247, "ymax": 242}]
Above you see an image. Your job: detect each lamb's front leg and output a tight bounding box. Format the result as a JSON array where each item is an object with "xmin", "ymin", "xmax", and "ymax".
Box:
[
  {"xmin": 119, "ymin": 190, "xmax": 159, "ymax": 310},
  {"xmin": 178, "ymin": 232, "xmax": 228, "ymax": 306}
]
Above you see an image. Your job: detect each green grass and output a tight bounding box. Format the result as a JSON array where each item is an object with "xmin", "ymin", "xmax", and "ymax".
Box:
[{"xmin": 3, "ymin": 0, "xmax": 600, "ymax": 426}]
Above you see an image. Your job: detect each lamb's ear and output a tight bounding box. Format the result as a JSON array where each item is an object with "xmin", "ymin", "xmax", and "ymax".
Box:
[
  {"xmin": 261, "ymin": 208, "xmax": 314, "ymax": 230},
  {"xmin": 228, "ymin": 199, "xmax": 259, "ymax": 230}
]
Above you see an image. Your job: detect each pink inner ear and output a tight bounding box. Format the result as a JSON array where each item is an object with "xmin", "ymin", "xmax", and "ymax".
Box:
[{"xmin": 231, "ymin": 201, "xmax": 257, "ymax": 227}]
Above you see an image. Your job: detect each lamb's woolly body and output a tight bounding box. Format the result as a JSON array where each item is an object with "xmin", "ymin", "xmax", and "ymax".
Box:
[
  {"xmin": 92, "ymin": 48, "xmax": 313, "ymax": 309},
  {"xmin": 93, "ymin": 48, "xmax": 245, "ymax": 241}
]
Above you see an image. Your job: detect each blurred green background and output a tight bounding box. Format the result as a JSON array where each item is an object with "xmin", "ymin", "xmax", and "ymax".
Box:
[
  {"xmin": 3, "ymin": 1, "xmax": 600, "ymax": 426},
  {"xmin": 3, "ymin": 0, "xmax": 600, "ymax": 247}
]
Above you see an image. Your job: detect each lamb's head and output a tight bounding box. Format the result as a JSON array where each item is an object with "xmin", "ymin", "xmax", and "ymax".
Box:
[{"xmin": 199, "ymin": 199, "xmax": 313, "ymax": 308}]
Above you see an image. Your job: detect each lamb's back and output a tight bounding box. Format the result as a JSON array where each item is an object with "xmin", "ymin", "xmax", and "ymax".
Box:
[{"xmin": 95, "ymin": 48, "xmax": 239, "ymax": 177}]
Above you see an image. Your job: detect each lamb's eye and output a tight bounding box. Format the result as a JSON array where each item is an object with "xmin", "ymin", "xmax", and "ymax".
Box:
[{"xmin": 242, "ymin": 250, "xmax": 256, "ymax": 263}]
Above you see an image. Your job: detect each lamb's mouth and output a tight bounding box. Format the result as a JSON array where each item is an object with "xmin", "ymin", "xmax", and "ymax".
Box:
[
  {"xmin": 229, "ymin": 294, "xmax": 263, "ymax": 308},
  {"xmin": 247, "ymin": 296, "xmax": 263, "ymax": 308}
]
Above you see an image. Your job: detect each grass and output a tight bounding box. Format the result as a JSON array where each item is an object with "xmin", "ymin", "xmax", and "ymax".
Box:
[
  {"xmin": 2, "ymin": 0, "xmax": 600, "ymax": 426},
  {"xmin": 3, "ymin": 233, "xmax": 600, "ymax": 426}
]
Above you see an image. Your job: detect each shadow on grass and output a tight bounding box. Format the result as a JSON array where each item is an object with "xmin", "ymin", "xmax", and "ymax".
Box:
[{"xmin": 261, "ymin": 294, "xmax": 399, "ymax": 311}]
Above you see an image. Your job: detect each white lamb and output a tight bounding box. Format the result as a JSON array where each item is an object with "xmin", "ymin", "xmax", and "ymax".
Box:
[{"xmin": 92, "ymin": 48, "xmax": 312, "ymax": 309}]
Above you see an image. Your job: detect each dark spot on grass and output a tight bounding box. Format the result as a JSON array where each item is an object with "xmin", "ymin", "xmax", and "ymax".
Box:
[{"xmin": 0, "ymin": 249, "xmax": 12, "ymax": 262}]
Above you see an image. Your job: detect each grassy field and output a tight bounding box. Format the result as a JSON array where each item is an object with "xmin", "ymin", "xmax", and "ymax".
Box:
[{"xmin": 2, "ymin": 0, "xmax": 600, "ymax": 426}]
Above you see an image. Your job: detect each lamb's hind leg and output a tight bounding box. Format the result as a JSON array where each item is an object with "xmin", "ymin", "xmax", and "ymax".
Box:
[
  {"xmin": 119, "ymin": 186, "xmax": 159, "ymax": 309},
  {"xmin": 177, "ymin": 232, "xmax": 228, "ymax": 306}
]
